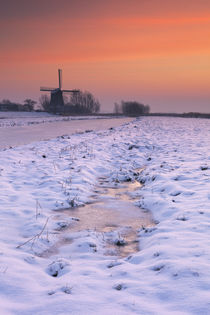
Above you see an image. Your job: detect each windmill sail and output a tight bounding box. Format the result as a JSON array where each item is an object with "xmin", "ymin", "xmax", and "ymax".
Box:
[
  {"xmin": 40, "ymin": 87, "xmax": 57, "ymax": 91},
  {"xmin": 58, "ymin": 69, "xmax": 62, "ymax": 90},
  {"xmin": 62, "ymin": 89, "xmax": 80, "ymax": 93}
]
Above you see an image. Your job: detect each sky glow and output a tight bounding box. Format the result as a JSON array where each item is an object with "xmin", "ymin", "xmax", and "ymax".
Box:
[{"xmin": 0, "ymin": 0, "xmax": 210, "ymax": 112}]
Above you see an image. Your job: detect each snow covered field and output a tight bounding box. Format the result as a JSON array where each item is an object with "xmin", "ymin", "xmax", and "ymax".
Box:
[{"xmin": 0, "ymin": 116, "xmax": 209, "ymax": 314}]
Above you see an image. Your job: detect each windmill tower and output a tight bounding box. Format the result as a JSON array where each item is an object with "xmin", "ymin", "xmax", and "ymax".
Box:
[{"xmin": 40, "ymin": 69, "xmax": 79, "ymax": 113}]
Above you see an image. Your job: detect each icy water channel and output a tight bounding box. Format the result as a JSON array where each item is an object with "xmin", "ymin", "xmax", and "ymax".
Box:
[{"xmin": 49, "ymin": 177, "xmax": 154, "ymax": 258}]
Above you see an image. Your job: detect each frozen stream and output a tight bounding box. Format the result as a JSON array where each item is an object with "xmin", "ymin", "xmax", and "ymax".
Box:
[{"xmin": 46, "ymin": 177, "xmax": 154, "ymax": 258}]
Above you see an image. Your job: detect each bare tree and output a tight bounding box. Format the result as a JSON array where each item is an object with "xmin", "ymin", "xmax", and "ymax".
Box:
[
  {"xmin": 39, "ymin": 95, "xmax": 50, "ymax": 112},
  {"xmin": 121, "ymin": 101, "xmax": 150, "ymax": 116},
  {"xmin": 67, "ymin": 91, "xmax": 100, "ymax": 114}
]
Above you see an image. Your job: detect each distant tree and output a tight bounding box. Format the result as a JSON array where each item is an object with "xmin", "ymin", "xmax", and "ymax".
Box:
[
  {"xmin": 2, "ymin": 99, "xmax": 12, "ymax": 104},
  {"xmin": 121, "ymin": 101, "xmax": 150, "ymax": 116},
  {"xmin": 39, "ymin": 95, "xmax": 50, "ymax": 112},
  {"xmin": 0, "ymin": 99, "xmax": 20, "ymax": 111},
  {"xmin": 67, "ymin": 91, "xmax": 100, "ymax": 114},
  {"xmin": 24, "ymin": 99, "xmax": 36, "ymax": 111}
]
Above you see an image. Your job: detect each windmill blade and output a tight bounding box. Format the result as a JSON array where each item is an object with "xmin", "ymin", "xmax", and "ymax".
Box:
[
  {"xmin": 62, "ymin": 89, "xmax": 80, "ymax": 93},
  {"xmin": 58, "ymin": 69, "xmax": 62, "ymax": 90},
  {"xmin": 40, "ymin": 87, "xmax": 57, "ymax": 91}
]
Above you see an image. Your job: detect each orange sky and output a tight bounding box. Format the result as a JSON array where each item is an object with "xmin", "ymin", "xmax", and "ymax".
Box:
[{"xmin": 0, "ymin": 0, "xmax": 210, "ymax": 112}]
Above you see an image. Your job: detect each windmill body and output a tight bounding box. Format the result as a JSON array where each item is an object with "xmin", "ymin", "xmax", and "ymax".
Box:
[
  {"xmin": 40, "ymin": 69, "xmax": 79, "ymax": 113},
  {"xmin": 51, "ymin": 89, "xmax": 64, "ymax": 111}
]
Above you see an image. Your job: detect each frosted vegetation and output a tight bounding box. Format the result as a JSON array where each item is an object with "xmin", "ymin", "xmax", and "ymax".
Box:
[{"xmin": 0, "ymin": 116, "xmax": 209, "ymax": 314}]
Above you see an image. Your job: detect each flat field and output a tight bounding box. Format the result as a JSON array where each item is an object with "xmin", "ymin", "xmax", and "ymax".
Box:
[{"xmin": 0, "ymin": 114, "xmax": 209, "ymax": 315}]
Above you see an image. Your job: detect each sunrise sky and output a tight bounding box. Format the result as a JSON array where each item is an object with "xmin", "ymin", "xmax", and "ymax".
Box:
[{"xmin": 0, "ymin": 0, "xmax": 210, "ymax": 112}]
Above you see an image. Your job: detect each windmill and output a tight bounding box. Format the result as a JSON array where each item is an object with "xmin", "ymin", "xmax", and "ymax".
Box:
[{"xmin": 40, "ymin": 69, "xmax": 79, "ymax": 113}]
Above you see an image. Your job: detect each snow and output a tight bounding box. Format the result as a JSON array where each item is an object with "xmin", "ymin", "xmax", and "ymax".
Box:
[
  {"xmin": 0, "ymin": 116, "xmax": 209, "ymax": 314},
  {"xmin": 0, "ymin": 111, "xmax": 111, "ymax": 128}
]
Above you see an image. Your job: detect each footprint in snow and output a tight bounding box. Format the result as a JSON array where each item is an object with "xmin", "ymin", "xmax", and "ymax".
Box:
[
  {"xmin": 46, "ymin": 258, "xmax": 70, "ymax": 277},
  {"xmin": 113, "ymin": 283, "xmax": 127, "ymax": 291}
]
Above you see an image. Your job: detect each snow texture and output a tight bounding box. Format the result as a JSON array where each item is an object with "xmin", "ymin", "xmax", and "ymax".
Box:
[{"xmin": 0, "ymin": 116, "xmax": 209, "ymax": 314}]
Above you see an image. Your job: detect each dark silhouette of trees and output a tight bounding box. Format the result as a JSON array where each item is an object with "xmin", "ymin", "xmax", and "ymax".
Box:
[
  {"xmin": 65, "ymin": 91, "xmax": 100, "ymax": 114},
  {"xmin": 114, "ymin": 101, "xmax": 150, "ymax": 116},
  {"xmin": 0, "ymin": 99, "xmax": 36, "ymax": 111},
  {"xmin": 2, "ymin": 99, "xmax": 12, "ymax": 104},
  {"xmin": 121, "ymin": 101, "xmax": 150, "ymax": 116},
  {"xmin": 0, "ymin": 99, "xmax": 19, "ymax": 111}
]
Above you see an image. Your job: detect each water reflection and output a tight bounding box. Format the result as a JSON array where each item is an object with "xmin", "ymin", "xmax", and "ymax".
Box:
[{"xmin": 52, "ymin": 178, "xmax": 154, "ymax": 258}]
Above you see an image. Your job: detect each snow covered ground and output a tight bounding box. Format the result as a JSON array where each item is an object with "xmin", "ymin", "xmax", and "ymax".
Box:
[
  {"xmin": 0, "ymin": 111, "xmax": 110, "ymax": 128},
  {"xmin": 0, "ymin": 116, "xmax": 209, "ymax": 314}
]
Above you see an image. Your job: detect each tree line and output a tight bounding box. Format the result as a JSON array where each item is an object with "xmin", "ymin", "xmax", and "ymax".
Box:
[
  {"xmin": 0, "ymin": 91, "xmax": 100, "ymax": 114},
  {"xmin": 114, "ymin": 101, "xmax": 150, "ymax": 116},
  {"xmin": 0, "ymin": 99, "xmax": 37, "ymax": 112},
  {"xmin": 0, "ymin": 94, "xmax": 151, "ymax": 116}
]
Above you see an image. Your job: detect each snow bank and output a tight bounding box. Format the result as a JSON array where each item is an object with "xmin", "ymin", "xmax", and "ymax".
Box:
[{"xmin": 0, "ymin": 117, "xmax": 209, "ymax": 314}]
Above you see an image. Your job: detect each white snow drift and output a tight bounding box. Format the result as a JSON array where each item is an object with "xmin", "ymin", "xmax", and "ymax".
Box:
[{"xmin": 0, "ymin": 116, "xmax": 209, "ymax": 315}]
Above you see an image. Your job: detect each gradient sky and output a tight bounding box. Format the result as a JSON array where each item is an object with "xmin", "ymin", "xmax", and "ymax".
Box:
[{"xmin": 0, "ymin": 0, "xmax": 210, "ymax": 112}]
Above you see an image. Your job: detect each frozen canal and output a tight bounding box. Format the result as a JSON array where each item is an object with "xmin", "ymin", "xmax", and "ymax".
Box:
[{"xmin": 0, "ymin": 112, "xmax": 132, "ymax": 149}]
